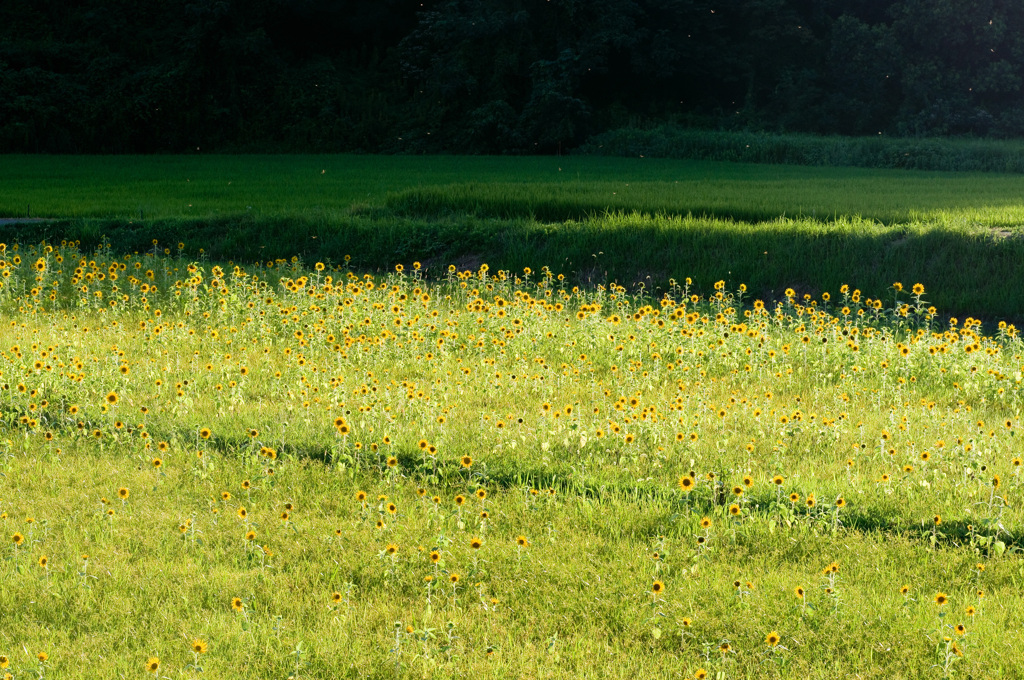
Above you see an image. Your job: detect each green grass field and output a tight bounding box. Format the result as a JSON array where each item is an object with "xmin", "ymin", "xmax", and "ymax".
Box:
[
  {"xmin": 2, "ymin": 154, "xmax": 1024, "ymax": 678},
  {"xmin": 4, "ymin": 154, "xmax": 1024, "ymax": 226},
  {"xmin": 2, "ymin": 154, "xmax": 1024, "ymax": 322},
  {"xmin": 0, "ymin": 240, "xmax": 1022, "ymax": 679}
]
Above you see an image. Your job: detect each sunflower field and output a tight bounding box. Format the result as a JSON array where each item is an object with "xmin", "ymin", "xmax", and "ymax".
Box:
[{"xmin": 0, "ymin": 239, "xmax": 1022, "ymax": 678}]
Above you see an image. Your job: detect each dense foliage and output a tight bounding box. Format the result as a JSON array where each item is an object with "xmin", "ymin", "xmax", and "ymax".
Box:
[{"xmin": 2, "ymin": 0, "xmax": 1024, "ymax": 153}]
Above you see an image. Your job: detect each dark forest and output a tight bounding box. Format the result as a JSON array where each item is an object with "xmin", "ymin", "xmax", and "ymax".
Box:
[{"xmin": 3, "ymin": 0, "xmax": 1022, "ymax": 153}]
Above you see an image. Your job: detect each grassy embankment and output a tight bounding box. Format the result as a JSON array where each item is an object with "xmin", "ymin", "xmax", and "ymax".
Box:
[{"xmin": 579, "ymin": 126, "xmax": 1024, "ymax": 174}]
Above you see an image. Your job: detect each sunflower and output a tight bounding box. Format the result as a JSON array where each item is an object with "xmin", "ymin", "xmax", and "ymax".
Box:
[
  {"xmin": 694, "ymin": 670, "xmax": 708, "ymax": 680},
  {"xmin": 386, "ymin": 543, "xmax": 398, "ymax": 555},
  {"xmin": 244, "ymin": 530, "xmax": 256, "ymax": 541},
  {"xmin": 835, "ymin": 497, "xmax": 846, "ymax": 508},
  {"xmin": 449, "ymin": 573, "xmax": 460, "ymax": 584},
  {"xmin": 516, "ymin": 535, "xmax": 529, "ymax": 547},
  {"xmin": 678, "ymin": 475, "xmax": 695, "ymax": 491},
  {"xmin": 105, "ymin": 391, "xmax": 119, "ymax": 405},
  {"xmin": 429, "ymin": 550, "xmax": 441, "ymax": 563},
  {"xmin": 237, "ymin": 507, "xmax": 248, "ymax": 520},
  {"xmin": 899, "ymin": 585, "xmax": 910, "ymax": 596},
  {"xmin": 699, "ymin": 517, "xmax": 712, "ymax": 529},
  {"xmin": 191, "ymin": 639, "xmax": 208, "ymax": 654},
  {"xmin": 147, "ymin": 657, "xmax": 162, "ymax": 674},
  {"xmin": 355, "ymin": 490, "xmax": 367, "ymax": 502},
  {"xmin": 789, "ymin": 492, "xmax": 800, "ymax": 503},
  {"xmin": 12, "ymin": 533, "xmax": 24, "ymax": 546},
  {"xmin": 386, "ymin": 503, "xmax": 397, "ymax": 515},
  {"xmin": 386, "ymin": 456, "xmax": 398, "ymax": 468},
  {"xmin": 470, "ymin": 537, "xmax": 483, "ymax": 550},
  {"xmin": 454, "ymin": 495, "xmax": 466, "ymax": 506},
  {"xmin": 460, "ymin": 455, "xmax": 473, "ymax": 468},
  {"xmin": 231, "ymin": 597, "xmax": 244, "ymax": 612},
  {"xmin": 731, "ymin": 486, "xmax": 744, "ymax": 497},
  {"xmin": 772, "ymin": 475, "xmax": 784, "ymax": 485},
  {"xmin": 38, "ymin": 555, "xmax": 48, "ymax": 568},
  {"xmin": 118, "ymin": 487, "xmax": 130, "ymax": 500},
  {"xmin": 199, "ymin": 428, "xmax": 212, "ymax": 440},
  {"xmin": 954, "ymin": 623, "xmax": 966, "ymax": 636},
  {"xmin": 935, "ymin": 592, "xmax": 949, "ymax": 606},
  {"xmin": 794, "ymin": 586, "xmax": 805, "ymax": 599},
  {"xmin": 152, "ymin": 458, "xmax": 162, "ymax": 469},
  {"xmin": 652, "ymin": 580, "xmax": 664, "ymax": 594},
  {"xmin": 331, "ymin": 591, "xmax": 343, "ymax": 604},
  {"xmin": 765, "ymin": 631, "xmax": 780, "ymax": 647},
  {"xmin": 728, "ymin": 504, "xmax": 741, "ymax": 516}
]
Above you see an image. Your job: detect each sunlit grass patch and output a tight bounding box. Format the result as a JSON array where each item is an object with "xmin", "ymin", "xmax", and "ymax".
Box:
[{"xmin": 0, "ymin": 240, "xmax": 1022, "ymax": 677}]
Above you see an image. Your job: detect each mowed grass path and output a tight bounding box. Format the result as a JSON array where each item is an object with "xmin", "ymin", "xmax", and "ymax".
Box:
[{"xmin": 5, "ymin": 154, "xmax": 1024, "ymax": 227}]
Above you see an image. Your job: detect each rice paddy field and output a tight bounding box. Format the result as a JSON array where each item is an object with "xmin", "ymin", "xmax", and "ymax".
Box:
[
  {"xmin": 2, "ymin": 154, "xmax": 1024, "ymax": 678},
  {"xmin": 5, "ymin": 153, "xmax": 1024, "ymax": 226}
]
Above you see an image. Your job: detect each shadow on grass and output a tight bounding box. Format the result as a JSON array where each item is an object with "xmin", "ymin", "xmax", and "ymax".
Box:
[{"xmin": 8, "ymin": 410, "xmax": 1013, "ymax": 557}]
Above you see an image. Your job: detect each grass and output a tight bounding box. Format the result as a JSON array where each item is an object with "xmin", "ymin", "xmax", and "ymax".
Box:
[
  {"xmin": 580, "ymin": 126, "xmax": 1024, "ymax": 174},
  {"xmin": 4, "ymin": 210, "xmax": 1024, "ymax": 323},
  {"xmin": 1, "ymin": 240, "xmax": 1022, "ymax": 678},
  {"xmin": 5, "ymin": 154, "xmax": 1024, "ymax": 226},
  {"xmin": 5, "ymin": 154, "xmax": 1024, "ymax": 322}
]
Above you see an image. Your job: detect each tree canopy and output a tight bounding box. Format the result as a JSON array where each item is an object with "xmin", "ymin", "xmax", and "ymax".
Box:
[{"xmin": 2, "ymin": 0, "xmax": 1022, "ymax": 153}]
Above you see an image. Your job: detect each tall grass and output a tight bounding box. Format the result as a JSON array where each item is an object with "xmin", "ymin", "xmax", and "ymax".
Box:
[
  {"xmin": 580, "ymin": 126, "xmax": 1024, "ymax": 173},
  {"xmin": 6, "ymin": 211, "xmax": 1024, "ymax": 321}
]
